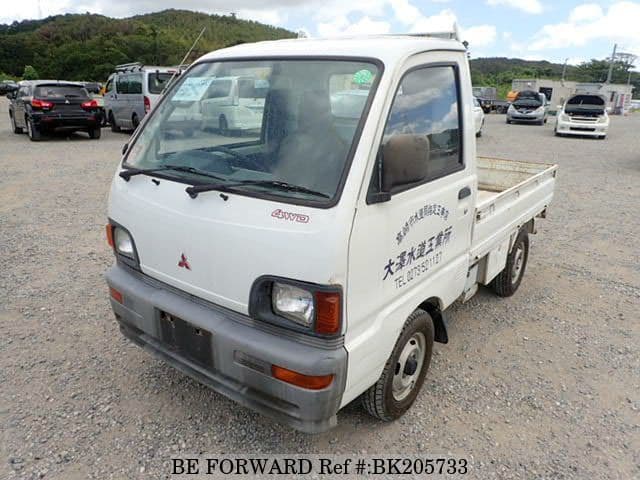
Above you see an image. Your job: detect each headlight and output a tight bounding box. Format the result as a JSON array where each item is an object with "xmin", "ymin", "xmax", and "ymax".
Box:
[
  {"xmin": 250, "ymin": 278, "xmax": 342, "ymax": 336},
  {"xmin": 559, "ymin": 113, "xmax": 570, "ymax": 122},
  {"xmin": 597, "ymin": 115, "xmax": 608, "ymax": 124},
  {"xmin": 272, "ymin": 283, "xmax": 314, "ymax": 327},
  {"xmin": 114, "ymin": 227, "xmax": 135, "ymax": 258}
]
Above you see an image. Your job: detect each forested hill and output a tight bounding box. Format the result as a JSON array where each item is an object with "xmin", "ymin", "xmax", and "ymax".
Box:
[{"xmin": 0, "ymin": 10, "xmax": 296, "ymax": 81}]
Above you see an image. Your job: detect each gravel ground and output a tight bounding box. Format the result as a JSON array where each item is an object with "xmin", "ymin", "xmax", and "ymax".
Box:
[{"xmin": 1, "ymin": 98, "xmax": 639, "ymax": 480}]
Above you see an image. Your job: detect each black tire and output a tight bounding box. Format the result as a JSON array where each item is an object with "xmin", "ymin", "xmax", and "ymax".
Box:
[
  {"xmin": 26, "ymin": 117, "xmax": 41, "ymax": 141},
  {"xmin": 491, "ymin": 228, "xmax": 529, "ymax": 297},
  {"xmin": 506, "ymin": 118, "xmax": 511, "ymax": 124},
  {"xmin": 88, "ymin": 127, "xmax": 101, "ymax": 139},
  {"xmin": 219, "ymin": 115, "xmax": 229, "ymax": 136},
  {"xmin": 10, "ymin": 112, "xmax": 22, "ymax": 134},
  {"xmin": 132, "ymin": 113, "xmax": 139, "ymax": 130},
  {"xmin": 554, "ymin": 128, "xmax": 561, "ymax": 137},
  {"xmin": 362, "ymin": 309, "xmax": 434, "ymax": 421},
  {"xmin": 109, "ymin": 112, "xmax": 120, "ymax": 132}
]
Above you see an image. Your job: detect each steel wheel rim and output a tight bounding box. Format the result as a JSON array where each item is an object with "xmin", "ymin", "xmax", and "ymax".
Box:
[
  {"xmin": 392, "ymin": 332, "xmax": 426, "ymax": 401},
  {"xmin": 511, "ymin": 243, "xmax": 525, "ymax": 284}
]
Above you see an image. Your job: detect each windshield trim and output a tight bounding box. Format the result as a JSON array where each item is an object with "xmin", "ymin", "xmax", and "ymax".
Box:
[{"xmin": 121, "ymin": 55, "xmax": 385, "ymax": 209}]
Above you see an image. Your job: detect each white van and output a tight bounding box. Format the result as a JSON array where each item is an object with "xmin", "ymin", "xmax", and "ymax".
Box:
[
  {"xmin": 104, "ymin": 63, "xmax": 178, "ymax": 132},
  {"xmin": 200, "ymin": 76, "xmax": 267, "ymax": 135},
  {"xmin": 105, "ymin": 33, "xmax": 557, "ymax": 433}
]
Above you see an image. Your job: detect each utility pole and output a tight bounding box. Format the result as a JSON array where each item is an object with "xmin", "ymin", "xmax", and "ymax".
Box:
[
  {"xmin": 561, "ymin": 58, "xmax": 568, "ymax": 85},
  {"xmin": 606, "ymin": 43, "xmax": 617, "ymax": 84}
]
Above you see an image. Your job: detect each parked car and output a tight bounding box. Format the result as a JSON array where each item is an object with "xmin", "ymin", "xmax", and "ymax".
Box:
[
  {"xmin": 554, "ymin": 93, "xmax": 609, "ymax": 139},
  {"xmin": 8, "ymin": 80, "xmax": 102, "ymax": 141},
  {"xmin": 506, "ymin": 90, "xmax": 549, "ymax": 125},
  {"xmin": 0, "ymin": 80, "xmax": 18, "ymax": 95},
  {"xmin": 104, "ymin": 63, "xmax": 179, "ymax": 132},
  {"xmin": 83, "ymin": 82, "xmax": 106, "ymax": 126},
  {"xmin": 105, "ymin": 33, "xmax": 557, "ymax": 433},
  {"xmin": 199, "ymin": 76, "xmax": 267, "ymax": 135},
  {"xmin": 472, "ymin": 96, "xmax": 485, "ymax": 137}
]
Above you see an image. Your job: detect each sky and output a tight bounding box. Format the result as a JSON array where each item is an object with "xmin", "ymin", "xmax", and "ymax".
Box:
[{"xmin": 2, "ymin": 0, "xmax": 640, "ymax": 66}]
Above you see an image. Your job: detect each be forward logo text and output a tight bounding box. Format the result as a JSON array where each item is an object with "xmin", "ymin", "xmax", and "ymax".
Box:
[{"xmin": 271, "ymin": 209, "xmax": 310, "ymax": 224}]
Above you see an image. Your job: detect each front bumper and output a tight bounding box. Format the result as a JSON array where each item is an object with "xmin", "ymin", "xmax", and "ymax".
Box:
[
  {"xmin": 105, "ymin": 264, "xmax": 347, "ymax": 433},
  {"xmin": 507, "ymin": 111, "xmax": 544, "ymax": 122},
  {"xmin": 555, "ymin": 120, "xmax": 608, "ymax": 137}
]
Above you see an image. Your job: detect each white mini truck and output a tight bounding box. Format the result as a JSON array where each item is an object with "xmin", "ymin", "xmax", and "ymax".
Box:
[{"xmin": 105, "ymin": 33, "xmax": 557, "ymax": 433}]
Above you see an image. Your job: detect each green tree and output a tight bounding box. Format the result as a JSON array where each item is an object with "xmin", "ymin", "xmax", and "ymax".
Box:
[{"xmin": 22, "ymin": 65, "xmax": 39, "ymax": 79}]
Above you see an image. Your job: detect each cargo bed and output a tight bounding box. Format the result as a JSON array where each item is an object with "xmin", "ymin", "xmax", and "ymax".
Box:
[{"xmin": 470, "ymin": 157, "xmax": 557, "ymax": 261}]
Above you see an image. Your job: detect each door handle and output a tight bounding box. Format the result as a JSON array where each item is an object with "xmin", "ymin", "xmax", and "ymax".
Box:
[{"xmin": 458, "ymin": 186, "xmax": 472, "ymax": 200}]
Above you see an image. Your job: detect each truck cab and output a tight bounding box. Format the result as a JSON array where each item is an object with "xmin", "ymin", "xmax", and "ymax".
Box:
[{"xmin": 105, "ymin": 33, "xmax": 557, "ymax": 433}]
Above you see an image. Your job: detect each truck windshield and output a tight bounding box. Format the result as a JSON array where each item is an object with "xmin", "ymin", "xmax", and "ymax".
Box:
[{"xmin": 123, "ymin": 59, "xmax": 379, "ymax": 204}]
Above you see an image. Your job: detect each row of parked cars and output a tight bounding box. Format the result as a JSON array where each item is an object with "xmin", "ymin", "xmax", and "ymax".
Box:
[
  {"xmin": 4, "ymin": 65, "xmax": 612, "ymax": 142},
  {"xmin": 471, "ymin": 89, "xmax": 611, "ymax": 140},
  {"xmin": 505, "ymin": 89, "xmax": 610, "ymax": 139}
]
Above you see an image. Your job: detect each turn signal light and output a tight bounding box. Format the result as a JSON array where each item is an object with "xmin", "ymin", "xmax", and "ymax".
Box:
[
  {"xmin": 271, "ymin": 365, "xmax": 334, "ymax": 390},
  {"xmin": 106, "ymin": 224, "xmax": 114, "ymax": 248},
  {"xmin": 315, "ymin": 291, "xmax": 341, "ymax": 335},
  {"xmin": 109, "ymin": 287, "xmax": 123, "ymax": 304}
]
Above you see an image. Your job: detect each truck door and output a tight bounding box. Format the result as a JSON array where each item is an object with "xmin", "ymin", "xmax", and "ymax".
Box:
[{"xmin": 344, "ymin": 55, "xmax": 476, "ymax": 400}]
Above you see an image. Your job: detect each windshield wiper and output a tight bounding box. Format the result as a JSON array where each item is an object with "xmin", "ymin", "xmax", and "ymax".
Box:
[
  {"xmin": 185, "ymin": 179, "xmax": 330, "ymax": 199},
  {"xmin": 119, "ymin": 165, "xmax": 226, "ymax": 182}
]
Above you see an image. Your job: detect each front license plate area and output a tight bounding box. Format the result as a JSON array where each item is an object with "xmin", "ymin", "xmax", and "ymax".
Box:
[{"xmin": 159, "ymin": 312, "xmax": 213, "ymax": 369}]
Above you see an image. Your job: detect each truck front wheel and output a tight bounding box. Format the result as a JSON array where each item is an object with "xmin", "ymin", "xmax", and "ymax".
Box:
[
  {"xmin": 492, "ymin": 229, "xmax": 529, "ymax": 297},
  {"xmin": 362, "ymin": 309, "xmax": 434, "ymax": 421}
]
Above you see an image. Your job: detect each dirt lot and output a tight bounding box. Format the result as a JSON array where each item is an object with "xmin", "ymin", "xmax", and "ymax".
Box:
[{"xmin": 1, "ymin": 98, "xmax": 639, "ymax": 480}]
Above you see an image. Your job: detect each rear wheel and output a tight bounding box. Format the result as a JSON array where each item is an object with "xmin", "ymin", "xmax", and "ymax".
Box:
[
  {"xmin": 362, "ymin": 309, "xmax": 434, "ymax": 421},
  {"xmin": 109, "ymin": 112, "xmax": 120, "ymax": 132},
  {"xmin": 26, "ymin": 117, "xmax": 41, "ymax": 141},
  {"xmin": 492, "ymin": 228, "xmax": 529, "ymax": 297},
  {"xmin": 10, "ymin": 112, "xmax": 22, "ymax": 134},
  {"xmin": 88, "ymin": 127, "xmax": 101, "ymax": 139}
]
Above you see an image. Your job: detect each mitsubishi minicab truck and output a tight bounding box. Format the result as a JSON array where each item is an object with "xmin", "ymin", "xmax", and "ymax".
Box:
[{"xmin": 105, "ymin": 31, "xmax": 557, "ymax": 433}]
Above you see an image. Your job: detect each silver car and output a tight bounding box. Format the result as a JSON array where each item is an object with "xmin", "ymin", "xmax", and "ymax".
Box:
[{"xmin": 506, "ymin": 91, "xmax": 548, "ymax": 125}]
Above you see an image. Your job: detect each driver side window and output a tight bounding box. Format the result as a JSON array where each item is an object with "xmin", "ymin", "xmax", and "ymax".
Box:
[{"xmin": 378, "ymin": 65, "xmax": 463, "ymax": 194}]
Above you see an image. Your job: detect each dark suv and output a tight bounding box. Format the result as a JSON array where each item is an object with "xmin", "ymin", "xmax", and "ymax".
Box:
[{"xmin": 8, "ymin": 80, "xmax": 102, "ymax": 141}]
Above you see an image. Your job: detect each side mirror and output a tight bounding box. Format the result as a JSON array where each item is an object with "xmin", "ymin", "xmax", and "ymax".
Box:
[{"xmin": 368, "ymin": 134, "xmax": 430, "ymax": 204}]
